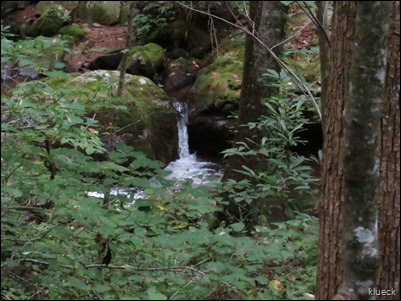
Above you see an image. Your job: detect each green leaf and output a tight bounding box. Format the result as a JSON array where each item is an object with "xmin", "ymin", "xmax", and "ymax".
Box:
[
  {"xmin": 66, "ymin": 277, "xmax": 91, "ymax": 292},
  {"xmin": 230, "ymin": 222, "xmax": 245, "ymax": 232},
  {"xmin": 147, "ymin": 292, "xmax": 167, "ymax": 300}
]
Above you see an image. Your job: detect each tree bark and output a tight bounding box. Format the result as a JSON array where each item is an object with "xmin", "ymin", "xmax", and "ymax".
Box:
[
  {"xmin": 221, "ymin": 1, "xmax": 288, "ymax": 226},
  {"xmin": 316, "ymin": 3, "xmax": 355, "ymax": 298},
  {"xmin": 338, "ymin": 2, "xmax": 391, "ymax": 299},
  {"xmin": 317, "ymin": 2, "xmax": 399, "ymax": 300},
  {"xmin": 376, "ymin": 2, "xmax": 400, "ymax": 299}
]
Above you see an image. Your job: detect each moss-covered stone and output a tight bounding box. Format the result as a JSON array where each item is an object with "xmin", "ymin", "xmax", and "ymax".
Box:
[
  {"xmin": 29, "ymin": 5, "xmax": 70, "ymax": 37},
  {"xmin": 127, "ymin": 43, "xmax": 165, "ymax": 78},
  {"xmin": 73, "ymin": 1, "xmax": 121, "ymax": 25},
  {"xmin": 84, "ymin": 71, "xmax": 175, "ymax": 162},
  {"xmin": 36, "ymin": 1, "xmax": 79, "ymax": 16},
  {"xmin": 118, "ymin": 2, "xmax": 129, "ymax": 25},
  {"xmin": 42, "ymin": 70, "xmax": 177, "ymax": 163},
  {"xmin": 59, "ymin": 24, "xmax": 86, "ymax": 43},
  {"xmin": 219, "ymin": 31, "xmax": 245, "ymax": 61},
  {"xmin": 191, "ymin": 52, "xmax": 243, "ymax": 115}
]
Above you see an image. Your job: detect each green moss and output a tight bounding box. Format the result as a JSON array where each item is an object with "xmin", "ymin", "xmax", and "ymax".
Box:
[
  {"xmin": 192, "ymin": 52, "xmax": 243, "ymax": 111},
  {"xmin": 129, "ymin": 43, "xmax": 165, "ymax": 71},
  {"xmin": 74, "ymin": 1, "xmax": 120, "ymax": 25},
  {"xmin": 219, "ymin": 31, "xmax": 245, "ymax": 52},
  {"xmin": 119, "ymin": 3, "xmax": 129, "ymax": 25},
  {"xmin": 30, "ymin": 5, "xmax": 70, "ymax": 37},
  {"xmin": 22, "ymin": 70, "xmax": 175, "ymax": 161},
  {"xmin": 59, "ymin": 24, "xmax": 85, "ymax": 43}
]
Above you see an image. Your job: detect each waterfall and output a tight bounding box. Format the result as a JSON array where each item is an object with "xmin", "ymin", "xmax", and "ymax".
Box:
[
  {"xmin": 88, "ymin": 100, "xmax": 221, "ymax": 201},
  {"xmin": 171, "ymin": 101, "xmax": 190, "ymax": 159}
]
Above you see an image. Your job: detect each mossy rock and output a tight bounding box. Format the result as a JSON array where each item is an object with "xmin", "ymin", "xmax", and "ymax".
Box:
[
  {"xmin": 73, "ymin": 1, "xmax": 121, "ymax": 25},
  {"xmin": 191, "ymin": 52, "xmax": 243, "ymax": 115},
  {"xmin": 29, "ymin": 5, "xmax": 70, "ymax": 37},
  {"xmin": 165, "ymin": 57, "xmax": 199, "ymax": 92},
  {"xmin": 36, "ymin": 1, "xmax": 79, "ymax": 16},
  {"xmin": 127, "ymin": 43, "xmax": 165, "ymax": 78},
  {"xmin": 75, "ymin": 71, "xmax": 176, "ymax": 163},
  {"xmin": 219, "ymin": 31, "xmax": 245, "ymax": 60},
  {"xmin": 118, "ymin": 2, "xmax": 129, "ymax": 25},
  {"xmin": 59, "ymin": 24, "xmax": 85, "ymax": 43},
  {"xmin": 41, "ymin": 70, "xmax": 177, "ymax": 163}
]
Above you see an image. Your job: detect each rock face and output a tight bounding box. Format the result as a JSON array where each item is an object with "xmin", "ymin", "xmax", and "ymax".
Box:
[{"xmin": 73, "ymin": 1, "xmax": 121, "ymax": 25}]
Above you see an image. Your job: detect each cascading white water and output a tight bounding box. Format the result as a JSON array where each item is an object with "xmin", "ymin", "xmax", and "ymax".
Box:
[
  {"xmin": 171, "ymin": 101, "xmax": 190, "ymax": 159},
  {"xmin": 88, "ymin": 101, "xmax": 221, "ymax": 199},
  {"xmin": 165, "ymin": 101, "xmax": 221, "ymax": 184}
]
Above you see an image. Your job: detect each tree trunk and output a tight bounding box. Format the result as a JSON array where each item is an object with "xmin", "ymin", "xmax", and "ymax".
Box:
[
  {"xmin": 376, "ymin": 2, "xmax": 400, "ymax": 299},
  {"xmin": 110, "ymin": 2, "xmax": 136, "ymax": 151},
  {"xmin": 316, "ymin": 3, "xmax": 356, "ymax": 298},
  {"xmin": 317, "ymin": 2, "xmax": 399, "ymax": 300},
  {"xmin": 221, "ymin": 1, "xmax": 288, "ymax": 226},
  {"xmin": 338, "ymin": 2, "xmax": 391, "ymax": 299}
]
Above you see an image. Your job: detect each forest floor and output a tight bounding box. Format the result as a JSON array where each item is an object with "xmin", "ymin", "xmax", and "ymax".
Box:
[
  {"xmin": 15, "ymin": 2, "xmax": 128, "ymax": 73},
  {"xmin": 64, "ymin": 23, "xmax": 127, "ymax": 72}
]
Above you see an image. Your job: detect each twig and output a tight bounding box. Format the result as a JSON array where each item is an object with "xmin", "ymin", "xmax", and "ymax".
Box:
[
  {"xmin": 19, "ymin": 257, "xmax": 213, "ymax": 273},
  {"xmin": 170, "ymin": 275, "xmax": 201, "ymax": 300},
  {"xmin": 298, "ymin": 1, "xmax": 331, "ymax": 46},
  {"xmin": 271, "ymin": 20, "xmax": 313, "ymax": 50}
]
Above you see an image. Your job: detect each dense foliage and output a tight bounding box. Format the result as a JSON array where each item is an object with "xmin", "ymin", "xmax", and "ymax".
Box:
[{"xmin": 1, "ymin": 6, "xmax": 319, "ymax": 300}]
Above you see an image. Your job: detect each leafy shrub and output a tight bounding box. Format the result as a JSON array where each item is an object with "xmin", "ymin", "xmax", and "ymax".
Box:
[
  {"xmin": 1, "ymin": 29, "xmax": 318, "ymax": 300},
  {"xmin": 221, "ymin": 69, "xmax": 320, "ymax": 224},
  {"xmin": 133, "ymin": 2, "xmax": 176, "ymax": 40}
]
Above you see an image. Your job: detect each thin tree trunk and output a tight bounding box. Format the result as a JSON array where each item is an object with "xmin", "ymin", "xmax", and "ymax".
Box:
[
  {"xmin": 221, "ymin": 1, "xmax": 288, "ymax": 226},
  {"xmin": 104, "ymin": 3, "xmax": 136, "ymax": 208},
  {"xmin": 316, "ymin": 1, "xmax": 330, "ymax": 116},
  {"xmin": 110, "ymin": 2, "xmax": 136, "ymax": 151}
]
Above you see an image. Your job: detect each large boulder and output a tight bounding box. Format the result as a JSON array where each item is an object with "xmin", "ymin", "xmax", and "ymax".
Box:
[
  {"xmin": 43, "ymin": 70, "xmax": 177, "ymax": 163},
  {"xmin": 89, "ymin": 43, "xmax": 165, "ymax": 81},
  {"xmin": 35, "ymin": 1, "xmax": 79, "ymax": 16},
  {"xmin": 73, "ymin": 1, "xmax": 121, "ymax": 26},
  {"xmin": 189, "ymin": 51, "xmax": 243, "ymax": 116},
  {"xmin": 127, "ymin": 43, "xmax": 165, "ymax": 77},
  {"xmin": 188, "ymin": 31, "xmax": 245, "ymax": 117},
  {"xmin": 29, "ymin": 4, "xmax": 71, "ymax": 37}
]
